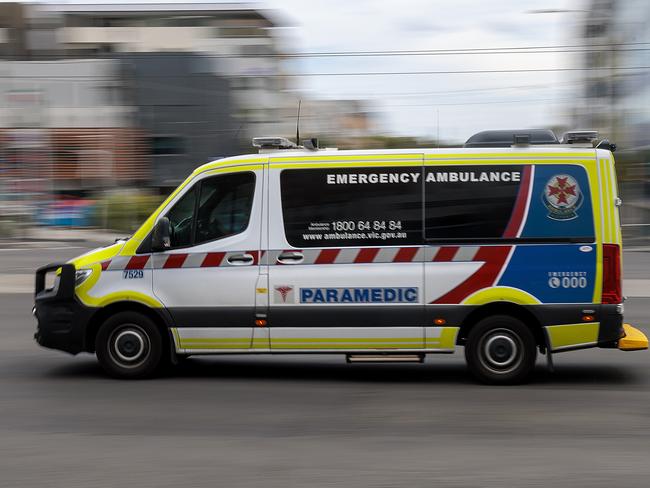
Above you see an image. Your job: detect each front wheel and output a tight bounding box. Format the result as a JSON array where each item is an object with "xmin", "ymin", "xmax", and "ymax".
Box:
[
  {"xmin": 96, "ymin": 311, "xmax": 163, "ymax": 379},
  {"xmin": 465, "ymin": 315, "xmax": 537, "ymax": 385}
]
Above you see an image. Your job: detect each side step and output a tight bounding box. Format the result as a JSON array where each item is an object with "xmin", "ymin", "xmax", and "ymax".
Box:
[{"xmin": 346, "ymin": 354, "xmax": 425, "ymax": 364}]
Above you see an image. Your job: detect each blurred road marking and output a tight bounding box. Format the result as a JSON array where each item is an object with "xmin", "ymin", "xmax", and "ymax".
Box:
[
  {"xmin": 0, "ymin": 275, "xmax": 33, "ymax": 294},
  {"xmin": 625, "ymin": 280, "xmax": 650, "ymax": 299},
  {"xmin": 0, "ymin": 246, "xmax": 84, "ymax": 252}
]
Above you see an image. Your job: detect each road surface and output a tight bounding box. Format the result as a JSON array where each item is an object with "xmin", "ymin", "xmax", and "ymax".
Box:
[{"xmin": 1, "ymin": 241, "xmax": 649, "ymax": 487}]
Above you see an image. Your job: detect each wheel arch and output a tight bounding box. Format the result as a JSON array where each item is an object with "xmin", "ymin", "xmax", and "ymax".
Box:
[
  {"xmin": 84, "ymin": 301, "xmax": 173, "ymax": 353},
  {"xmin": 458, "ymin": 302, "xmax": 544, "ymax": 346}
]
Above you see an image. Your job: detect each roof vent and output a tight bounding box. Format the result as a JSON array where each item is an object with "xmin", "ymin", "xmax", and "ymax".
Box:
[{"xmin": 464, "ymin": 129, "xmax": 558, "ymax": 148}]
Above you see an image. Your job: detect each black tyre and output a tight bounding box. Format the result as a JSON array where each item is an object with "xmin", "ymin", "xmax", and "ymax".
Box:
[
  {"xmin": 465, "ymin": 315, "xmax": 537, "ymax": 385},
  {"xmin": 95, "ymin": 311, "xmax": 163, "ymax": 379}
]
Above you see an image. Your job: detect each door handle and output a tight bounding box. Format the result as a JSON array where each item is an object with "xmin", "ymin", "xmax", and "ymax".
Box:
[
  {"xmin": 277, "ymin": 251, "xmax": 304, "ymax": 264},
  {"xmin": 227, "ymin": 253, "xmax": 254, "ymax": 265}
]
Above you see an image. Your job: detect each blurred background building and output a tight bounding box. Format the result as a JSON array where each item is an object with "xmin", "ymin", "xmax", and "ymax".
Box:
[
  {"xmin": 574, "ymin": 0, "xmax": 650, "ymax": 241},
  {"xmin": 0, "ymin": 1, "xmax": 647, "ymax": 240},
  {"xmin": 0, "ymin": 2, "xmax": 374, "ymax": 231}
]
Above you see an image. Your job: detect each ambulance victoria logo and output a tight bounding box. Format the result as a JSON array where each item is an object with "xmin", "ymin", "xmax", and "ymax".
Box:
[
  {"xmin": 274, "ymin": 285, "xmax": 294, "ymax": 304},
  {"xmin": 543, "ymin": 174, "xmax": 583, "ymax": 221}
]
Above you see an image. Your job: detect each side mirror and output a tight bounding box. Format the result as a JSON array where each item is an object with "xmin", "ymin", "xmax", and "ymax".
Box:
[{"xmin": 151, "ymin": 217, "xmax": 171, "ymax": 252}]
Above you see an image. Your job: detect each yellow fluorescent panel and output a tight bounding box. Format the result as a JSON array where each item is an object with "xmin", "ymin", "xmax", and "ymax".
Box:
[{"xmin": 546, "ymin": 323, "xmax": 600, "ymax": 350}]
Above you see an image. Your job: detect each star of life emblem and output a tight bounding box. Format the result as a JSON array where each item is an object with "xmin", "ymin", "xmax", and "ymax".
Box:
[
  {"xmin": 543, "ymin": 174, "xmax": 583, "ymax": 221},
  {"xmin": 274, "ymin": 285, "xmax": 294, "ymax": 303}
]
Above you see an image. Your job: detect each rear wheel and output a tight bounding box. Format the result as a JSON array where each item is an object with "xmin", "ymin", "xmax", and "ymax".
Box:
[
  {"xmin": 96, "ymin": 311, "xmax": 163, "ymax": 379},
  {"xmin": 465, "ymin": 315, "xmax": 537, "ymax": 384}
]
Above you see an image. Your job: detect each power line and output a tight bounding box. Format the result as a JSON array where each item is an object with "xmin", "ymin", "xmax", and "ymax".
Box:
[
  {"xmin": 281, "ymin": 66, "xmax": 650, "ymax": 77},
  {"xmin": 273, "ymin": 41, "xmax": 650, "ymax": 57},
  {"xmin": 382, "ymin": 97, "xmax": 572, "ymax": 108},
  {"xmin": 273, "ymin": 97, "xmax": 570, "ymax": 119},
  {"xmin": 0, "ymin": 66, "xmax": 647, "ymax": 80},
  {"xmin": 277, "ymin": 46, "xmax": 650, "ymax": 58},
  {"xmin": 4, "ymin": 47, "xmax": 650, "ymax": 59},
  {"xmin": 361, "ymin": 80, "xmax": 584, "ymax": 98},
  {"xmin": 1, "ymin": 41, "xmax": 650, "ymax": 60}
]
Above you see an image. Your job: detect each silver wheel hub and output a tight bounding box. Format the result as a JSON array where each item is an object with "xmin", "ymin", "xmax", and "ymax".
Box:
[
  {"xmin": 478, "ymin": 328, "xmax": 523, "ymax": 375},
  {"xmin": 109, "ymin": 325, "xmax": 150, "ymax": 368},
  {"xmin": 484, "ymin": 334, "xmax": 517, "ymax": 367}
]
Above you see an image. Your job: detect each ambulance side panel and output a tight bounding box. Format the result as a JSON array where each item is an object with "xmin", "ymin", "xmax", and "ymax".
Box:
[
  {"xmin": 265, "ymin": 154, "xmax": 451, "ymax": 352},
  {"xmin": 150, "ymin": 163, "xmax": 266, "ymax": 353},
  {"xmin": 422, "ymin": 152, "xmax": 620, "ymax": 351}
]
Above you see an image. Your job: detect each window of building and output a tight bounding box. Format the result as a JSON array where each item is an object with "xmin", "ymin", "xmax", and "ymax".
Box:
[{"xmin": 151, "ymin": 136, "xmax": 185, "ymax": 155}]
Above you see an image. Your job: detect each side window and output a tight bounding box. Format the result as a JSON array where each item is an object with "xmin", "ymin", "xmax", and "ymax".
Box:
[
  {"xmin": 280, "ymin": 167, "xmax": 422, "ymax": 247},
  {"xmin": 166, "ymin": 186, "xmax": 196, "ymax": 248},
  {"xmin": 195, "ymin": 172, "xmax": 256, "ymax": 244},
  {"xmin": 424, "ymin": 164, "xmax": 595, "ymax": 241},
  {"xmin": 425, "ymin": 165, "xmax": 523, "ymax": 240}
]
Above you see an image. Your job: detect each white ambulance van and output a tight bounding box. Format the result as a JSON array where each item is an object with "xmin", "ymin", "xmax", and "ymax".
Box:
[{"xmin": 34, "ymin": 130, "xmax": 648, "ymax": 384}]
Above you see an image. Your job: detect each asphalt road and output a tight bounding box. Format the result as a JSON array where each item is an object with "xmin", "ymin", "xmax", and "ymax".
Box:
[{"xmin": 1, "ymin": 242, "xmax": 650, "ymax": 487}]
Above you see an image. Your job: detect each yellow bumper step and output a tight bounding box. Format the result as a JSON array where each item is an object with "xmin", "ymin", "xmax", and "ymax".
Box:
[{"xmin": 618, "ymin": 324, "xmax": 649, "ymax": 351}]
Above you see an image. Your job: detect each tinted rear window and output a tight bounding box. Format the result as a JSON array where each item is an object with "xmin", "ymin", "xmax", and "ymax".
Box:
[
  {"xmin": 425, "ymin": 164, "xmax": 594, "ymax": 242},
  {"xmin": 280, "ymin": 167, "xmax": 422, "ymax": 247},
  {"xmin": 425, "ymin": 165, "xmax": 523, "ymax": 240}
]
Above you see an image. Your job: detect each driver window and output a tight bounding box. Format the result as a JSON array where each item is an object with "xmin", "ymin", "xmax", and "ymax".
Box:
[
  {"xmin": 166, "ymin": 186, "xmax": 196, "ymax": 248},
  {"xmin": 195, "ymin": 172, "xmax": 256, "ymax": 245}
]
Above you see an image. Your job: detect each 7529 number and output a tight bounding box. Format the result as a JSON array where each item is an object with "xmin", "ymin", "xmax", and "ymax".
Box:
[{"xmin": 123, "ymin": 270, "xmax": 144, "ymax": 279}]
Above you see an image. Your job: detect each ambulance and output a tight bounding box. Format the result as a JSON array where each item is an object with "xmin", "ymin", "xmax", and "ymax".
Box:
[{"xmin": 33, "ymin": 130, "xmax": 648, "ymax": 384}]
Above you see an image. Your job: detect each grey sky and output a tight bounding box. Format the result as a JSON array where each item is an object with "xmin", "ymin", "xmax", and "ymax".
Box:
[
  {"xmin": 29, "ymin": 0, "xmax": 590, "ymax": 142},
  {"xmin": 271, "ymin": 0, "xmax": 589, "ymax": 142}
]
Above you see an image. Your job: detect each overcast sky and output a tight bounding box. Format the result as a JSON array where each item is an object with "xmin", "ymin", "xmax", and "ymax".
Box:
[
  {"xmin": 30, "ymin": 0, "xmax": 591, "ymax": 143},
  {"xmin": 268, "ymin": 0, "xmax": 589, "ymax": 142}
]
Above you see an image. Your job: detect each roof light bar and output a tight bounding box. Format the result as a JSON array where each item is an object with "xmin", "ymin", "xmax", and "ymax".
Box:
[
  {"xmin": 252, "ymin": 137, "xmax": 298, "ymax": 150},
  {"xmin": 561, "ymin": 130, "xmax": 599, "ymax": 144}
]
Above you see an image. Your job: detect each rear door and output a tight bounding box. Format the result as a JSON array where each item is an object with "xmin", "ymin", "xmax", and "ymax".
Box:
[
  {"xmin": 266, "ymin": 154, "xmax": 426, "ymax": 351},
  {"xmin": 423, "ymin": 162, "xmax": 597, "ymax": 309}
]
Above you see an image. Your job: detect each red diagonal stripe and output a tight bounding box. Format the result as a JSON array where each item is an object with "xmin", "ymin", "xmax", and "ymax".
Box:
[
  {"xmin": 354, "ymin": 248, "xmax": 380, "ymax": 263},
  {"xmin": 314, "ymin": 248, "xmax": 340, "ymax": 264},
  {"xmin": 100, "ymin": 260, "xmax": 111, "ymax": 271},
  {"xmin": 432, "ymin": 246, "xmax": 512, "ymax": 304},
  {"xmin": 201, "ymin": 252, "xmax": 226, "ymax": 267},
  {"xmin": 163, "ymin": 253, "xmax": 188, "ymax": 269},
  {"xmin": 503, "ymin": 165, "xmax": 532, "ymax": 238},
  {"xmin": 125, "ymin": 255, "xmax": 149, "ymax": 270},
  {"xmin": 393, "ymin": 247, "xmax": 419, "ymax": 262},
  {"xmin": 247, "ymin": 250, "xmax": 260, "ymax": 265},
  {"xmin": 433, "ymin": 246, "xmax": 459, "ymax": 262}
]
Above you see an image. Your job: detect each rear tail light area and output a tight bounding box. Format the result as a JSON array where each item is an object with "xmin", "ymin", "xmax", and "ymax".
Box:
[{"xmin": 601, "ymin": 244, "xmax": 622, "ymax": 304}]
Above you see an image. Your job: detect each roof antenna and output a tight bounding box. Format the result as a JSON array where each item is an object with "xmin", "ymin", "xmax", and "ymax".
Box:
[
  {"xmin": 234, "ymin": 123, "xmax": 244, "ymax": 142},
  {"xmin": 295, "ymin": 99, "xmax": 301, "ymax": 146}
]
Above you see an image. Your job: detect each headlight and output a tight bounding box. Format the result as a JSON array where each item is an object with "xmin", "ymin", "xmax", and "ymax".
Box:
[
  {"xmin": 75, "ymin": 269, "xmax": 93, "ymax": 287},
  {"xmin": 50, "ymin": 275, "xmax": 60, "ymax": 292}
]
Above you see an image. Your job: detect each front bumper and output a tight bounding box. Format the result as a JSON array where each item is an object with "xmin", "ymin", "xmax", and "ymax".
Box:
[
  {"xmin": 618, "ymin": 324, "xmax": 649, "ymax": 351},
  {"xmin": 33, "ymin": 263, "xmax": 94, "ymax": 355}
]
